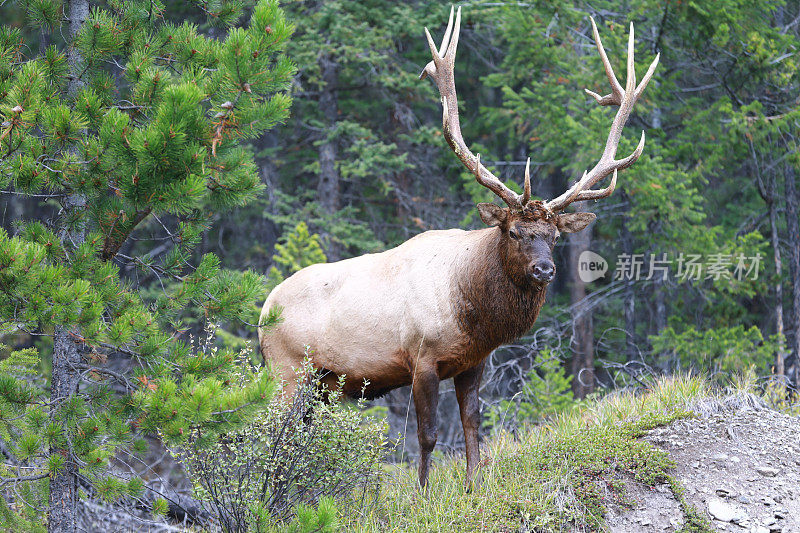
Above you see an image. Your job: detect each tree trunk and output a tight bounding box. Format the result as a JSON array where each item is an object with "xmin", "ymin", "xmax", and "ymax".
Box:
[
  {"xmin": 768, "ymin": 189, "xmax": 785, "ymax": 378},
  {"xmin": 785, "ymin": 163, "xmax": 800, "ymax": 385},
  {"xmin": 49, "ymin": 332, "xmax": 83, "ymax": 533},
  {"xmin": 621, "ymin": 192, "xmax": 637, "ymax": 362},
  {"xmin": 1, "ymin": 192, "xmax": 25, "ymax": 233},
  {"xmin": 754, "ymin": 144, "xmax": 786, "ymax": 380},
  {"xmin": 49, "ymin": 2, "xmax": 89, "ymax": 531},
  {"xmin": 569, "ymin": 200, "xmax": 594, "ymax": 398},
  {"xmin": 650, "ymin": 90, "xmax": 667, "ymax": 339},
  {"xmin": 317, "ymin": 53, "xmax": 342, "ymax": 261},
  {"xmin": 654, "ymin": 279, "xmax": 667, "ymax": 333}
]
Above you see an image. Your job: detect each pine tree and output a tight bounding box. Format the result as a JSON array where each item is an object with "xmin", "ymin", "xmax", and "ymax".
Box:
[
  {"xmin": 0, "ymin": 0, "xmax": 295, "ymax": 530},
  {"xmin": 266, "ymin": 221, "xmax": 327, "ymax": 290}
]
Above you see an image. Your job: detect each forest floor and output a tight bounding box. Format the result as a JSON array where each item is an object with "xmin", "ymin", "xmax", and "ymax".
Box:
[{"xmin": 607, "ymin": 403, "xmax": 800, "ymax": 533}]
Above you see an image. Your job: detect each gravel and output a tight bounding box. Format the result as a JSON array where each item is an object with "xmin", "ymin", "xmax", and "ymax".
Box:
[{"xmin": 605, "ymin": 402, "xmax": 800, "ymax": 532}]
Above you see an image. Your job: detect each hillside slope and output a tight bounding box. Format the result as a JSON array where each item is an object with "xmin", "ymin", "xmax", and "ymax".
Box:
[
  {"xmin": 608, "ymin": 404, "xmax": 799, "ymax": 532},
  {"xmin": 358, "ymin": 378, "xmax": 800, "ymax": 532}
]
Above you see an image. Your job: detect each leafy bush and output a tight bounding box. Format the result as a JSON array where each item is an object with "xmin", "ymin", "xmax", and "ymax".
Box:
[
  {"xmin": 266, "ymin": 222, "xmax": 327, "ymax": 291},
  {"xmin": 650, "ymin": 325, "xmax": 778, "ymax": 379},
  {"xmin": 760, "ymin": 380, "xmax": 800, "ymax": 416},
  {"xmin": 175, "ymin": 362, "xmax": 387, "ymax": 532},
  {"xmin": 487, "ymin": 349, "xmax": 578, "ymax": 428}
]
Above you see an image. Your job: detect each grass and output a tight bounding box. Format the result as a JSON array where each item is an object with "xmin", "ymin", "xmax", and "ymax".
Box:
[{"xmin": 349, "ymin": 375, "xmax": 716, "ymax": 532}]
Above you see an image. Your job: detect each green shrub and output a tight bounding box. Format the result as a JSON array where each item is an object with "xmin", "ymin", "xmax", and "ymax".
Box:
[
  {"xmin": 175, "ymin": 362, "xmax": 387, "ymax": 532},
  {"xmin": 760, "ymin": 380, "xmax": 800, "ymax": 416},
  {"xmin": 487, "ymin": 349, "xmax": 579, "ymax": 428},
  {"xmin": 266, "ymin": 222, "xmax": 327, "ymax": 291},
  {"xmin": 650, "ymin": 325, "xmax": 778, "ymax": 379}
]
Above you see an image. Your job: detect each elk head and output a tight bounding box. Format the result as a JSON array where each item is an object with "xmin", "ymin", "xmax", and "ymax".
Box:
[{"xmin": 420, "ymin": 8, "xmax": 659, "ymax": 287}]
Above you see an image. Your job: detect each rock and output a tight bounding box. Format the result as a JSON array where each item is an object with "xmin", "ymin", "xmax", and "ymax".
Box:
[
  {"xmin": 756, "ymin": 466, "xmax": 779, "ymax": 477},
  {"xmin": 707, "ymin": 497, "xmax": 747, "ymax": 522}
]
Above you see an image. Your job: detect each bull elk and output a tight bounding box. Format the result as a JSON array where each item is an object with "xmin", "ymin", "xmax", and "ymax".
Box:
[{"xmin": 258, "ymin": 7, "xmax": 658, "ymax": 488}]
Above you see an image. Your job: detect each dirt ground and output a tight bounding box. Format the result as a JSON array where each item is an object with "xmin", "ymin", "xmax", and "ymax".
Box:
[{"xmin": 605, "ymin": 399, "xmax": 800, "ymax": 532}]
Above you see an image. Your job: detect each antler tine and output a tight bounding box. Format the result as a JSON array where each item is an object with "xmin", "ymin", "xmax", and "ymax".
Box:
[
  {"xmin": 420, "ymin": 27, "xmax": 442, "ymax": 80},
  {"xmin": 438, "ymin": 6, "xmax": 455, "ymax": 56},
  {"xmin": 521, "ymin": 158, "xmax": 531, "ymax": 205},
  {"xmin": 572, "ymin": 169, "xmax": 617, "ymax": 202},
  {"xmin": 617, "ymin": 130, "xmax": 646, "ymax": 169},
  {"xmin": 444, "ymin": 6, "xmax": 461, "ymax": 61},
  {"xmin": 636, "ymin": 51, "xmax": 660, "ymax": 97},
  {"xmin": 423, "ymin": 28, "xmax": 439, "ymax": 62},
  {"xmin": 625, "ymin": 22, "xmax": 636, "ymax": 94},
  {"xmin": 473, "ymin": 152, "xmax": 482, "ymax": 181},
  {"xmin": 420, "ymin": 7, "xmax": 527, "ymax": 210},
  {"xmin": 544, "ymin": 18, "xmax": 657, "ymax": 213},
  {"xmin": 585, "ymin": 17, "xmax": 623, "ymax": 106}
]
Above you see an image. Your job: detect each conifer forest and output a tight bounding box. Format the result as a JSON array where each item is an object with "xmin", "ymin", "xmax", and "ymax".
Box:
[{"xmin": 0, "ymin": 0, "xmax": 799, "ymax": 531}]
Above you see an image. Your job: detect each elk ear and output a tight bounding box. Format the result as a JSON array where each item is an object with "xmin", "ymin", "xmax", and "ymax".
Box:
[
  {"xmin": 477, "ymin": 203, "xmax": 508, "ymax": 227},
  {"xmin": 556, "ymin": 212, "xmax": 596, "ymax": 233}
]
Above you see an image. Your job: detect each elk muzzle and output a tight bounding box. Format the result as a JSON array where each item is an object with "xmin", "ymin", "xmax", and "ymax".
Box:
[{"xmin": 530, "ymin": 259, "xmax": 555, "ymax": 284}]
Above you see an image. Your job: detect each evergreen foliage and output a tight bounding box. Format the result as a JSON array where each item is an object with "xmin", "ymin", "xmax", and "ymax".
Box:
[
  {"xmin": 651, "ymin": 325, "xmax": 780, "ymax": 379},
  {"xmin": 0, "ymin": 0, "xmax": 294, "ymax": 529},
  {"xmin": 266, "ymin": 221, "xmax": 326, "ymax": 290}
]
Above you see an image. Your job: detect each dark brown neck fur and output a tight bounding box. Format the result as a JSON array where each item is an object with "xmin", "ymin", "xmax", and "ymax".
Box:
[{"xmin": 453, "ymin": 228, "xmax": 548, "ymax": 356}]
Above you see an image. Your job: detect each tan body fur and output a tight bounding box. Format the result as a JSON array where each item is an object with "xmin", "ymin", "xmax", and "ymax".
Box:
[{"xmin": 258, "ymin": 226, "xmax": 546, "ymax": 399}]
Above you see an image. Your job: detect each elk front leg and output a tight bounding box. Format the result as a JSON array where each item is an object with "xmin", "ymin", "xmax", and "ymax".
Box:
[
  {"xmin": 412, "ymin": 367, "xmax": 440, "ymax": 490},
  {"xmin": 454, "ymin": 360, "xmax": 484, "ymax": 490}
]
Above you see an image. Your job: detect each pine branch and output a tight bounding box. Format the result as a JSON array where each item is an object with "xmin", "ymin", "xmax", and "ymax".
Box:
[{"xmin": 0, "ymin": 473, "xmax": 49, "ymax": 488}]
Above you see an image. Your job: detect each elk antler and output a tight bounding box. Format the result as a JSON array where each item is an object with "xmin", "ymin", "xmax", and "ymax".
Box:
[
  {"xmin": 420, "ymin": 7, "xmax": 531, "ymax": 211},
  {"xmin": 544, "ymin": 18, "xmax": 659, "ymax": 212}
]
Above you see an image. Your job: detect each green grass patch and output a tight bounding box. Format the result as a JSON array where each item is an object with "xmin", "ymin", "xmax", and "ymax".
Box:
[{"xmin": 352, "ymin": 375, "xmax": 714, "ymax": 532}]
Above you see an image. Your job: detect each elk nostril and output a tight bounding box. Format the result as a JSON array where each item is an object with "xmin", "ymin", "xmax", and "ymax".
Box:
[{"xmin": 533, "ymin": 262, "xmax": 555, "ymax": 280}]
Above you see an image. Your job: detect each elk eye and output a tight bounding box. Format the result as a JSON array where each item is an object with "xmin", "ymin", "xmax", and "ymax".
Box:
[{"xmin": 509, "ymin": 228, "xmax": 520, "ymax": 240}]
